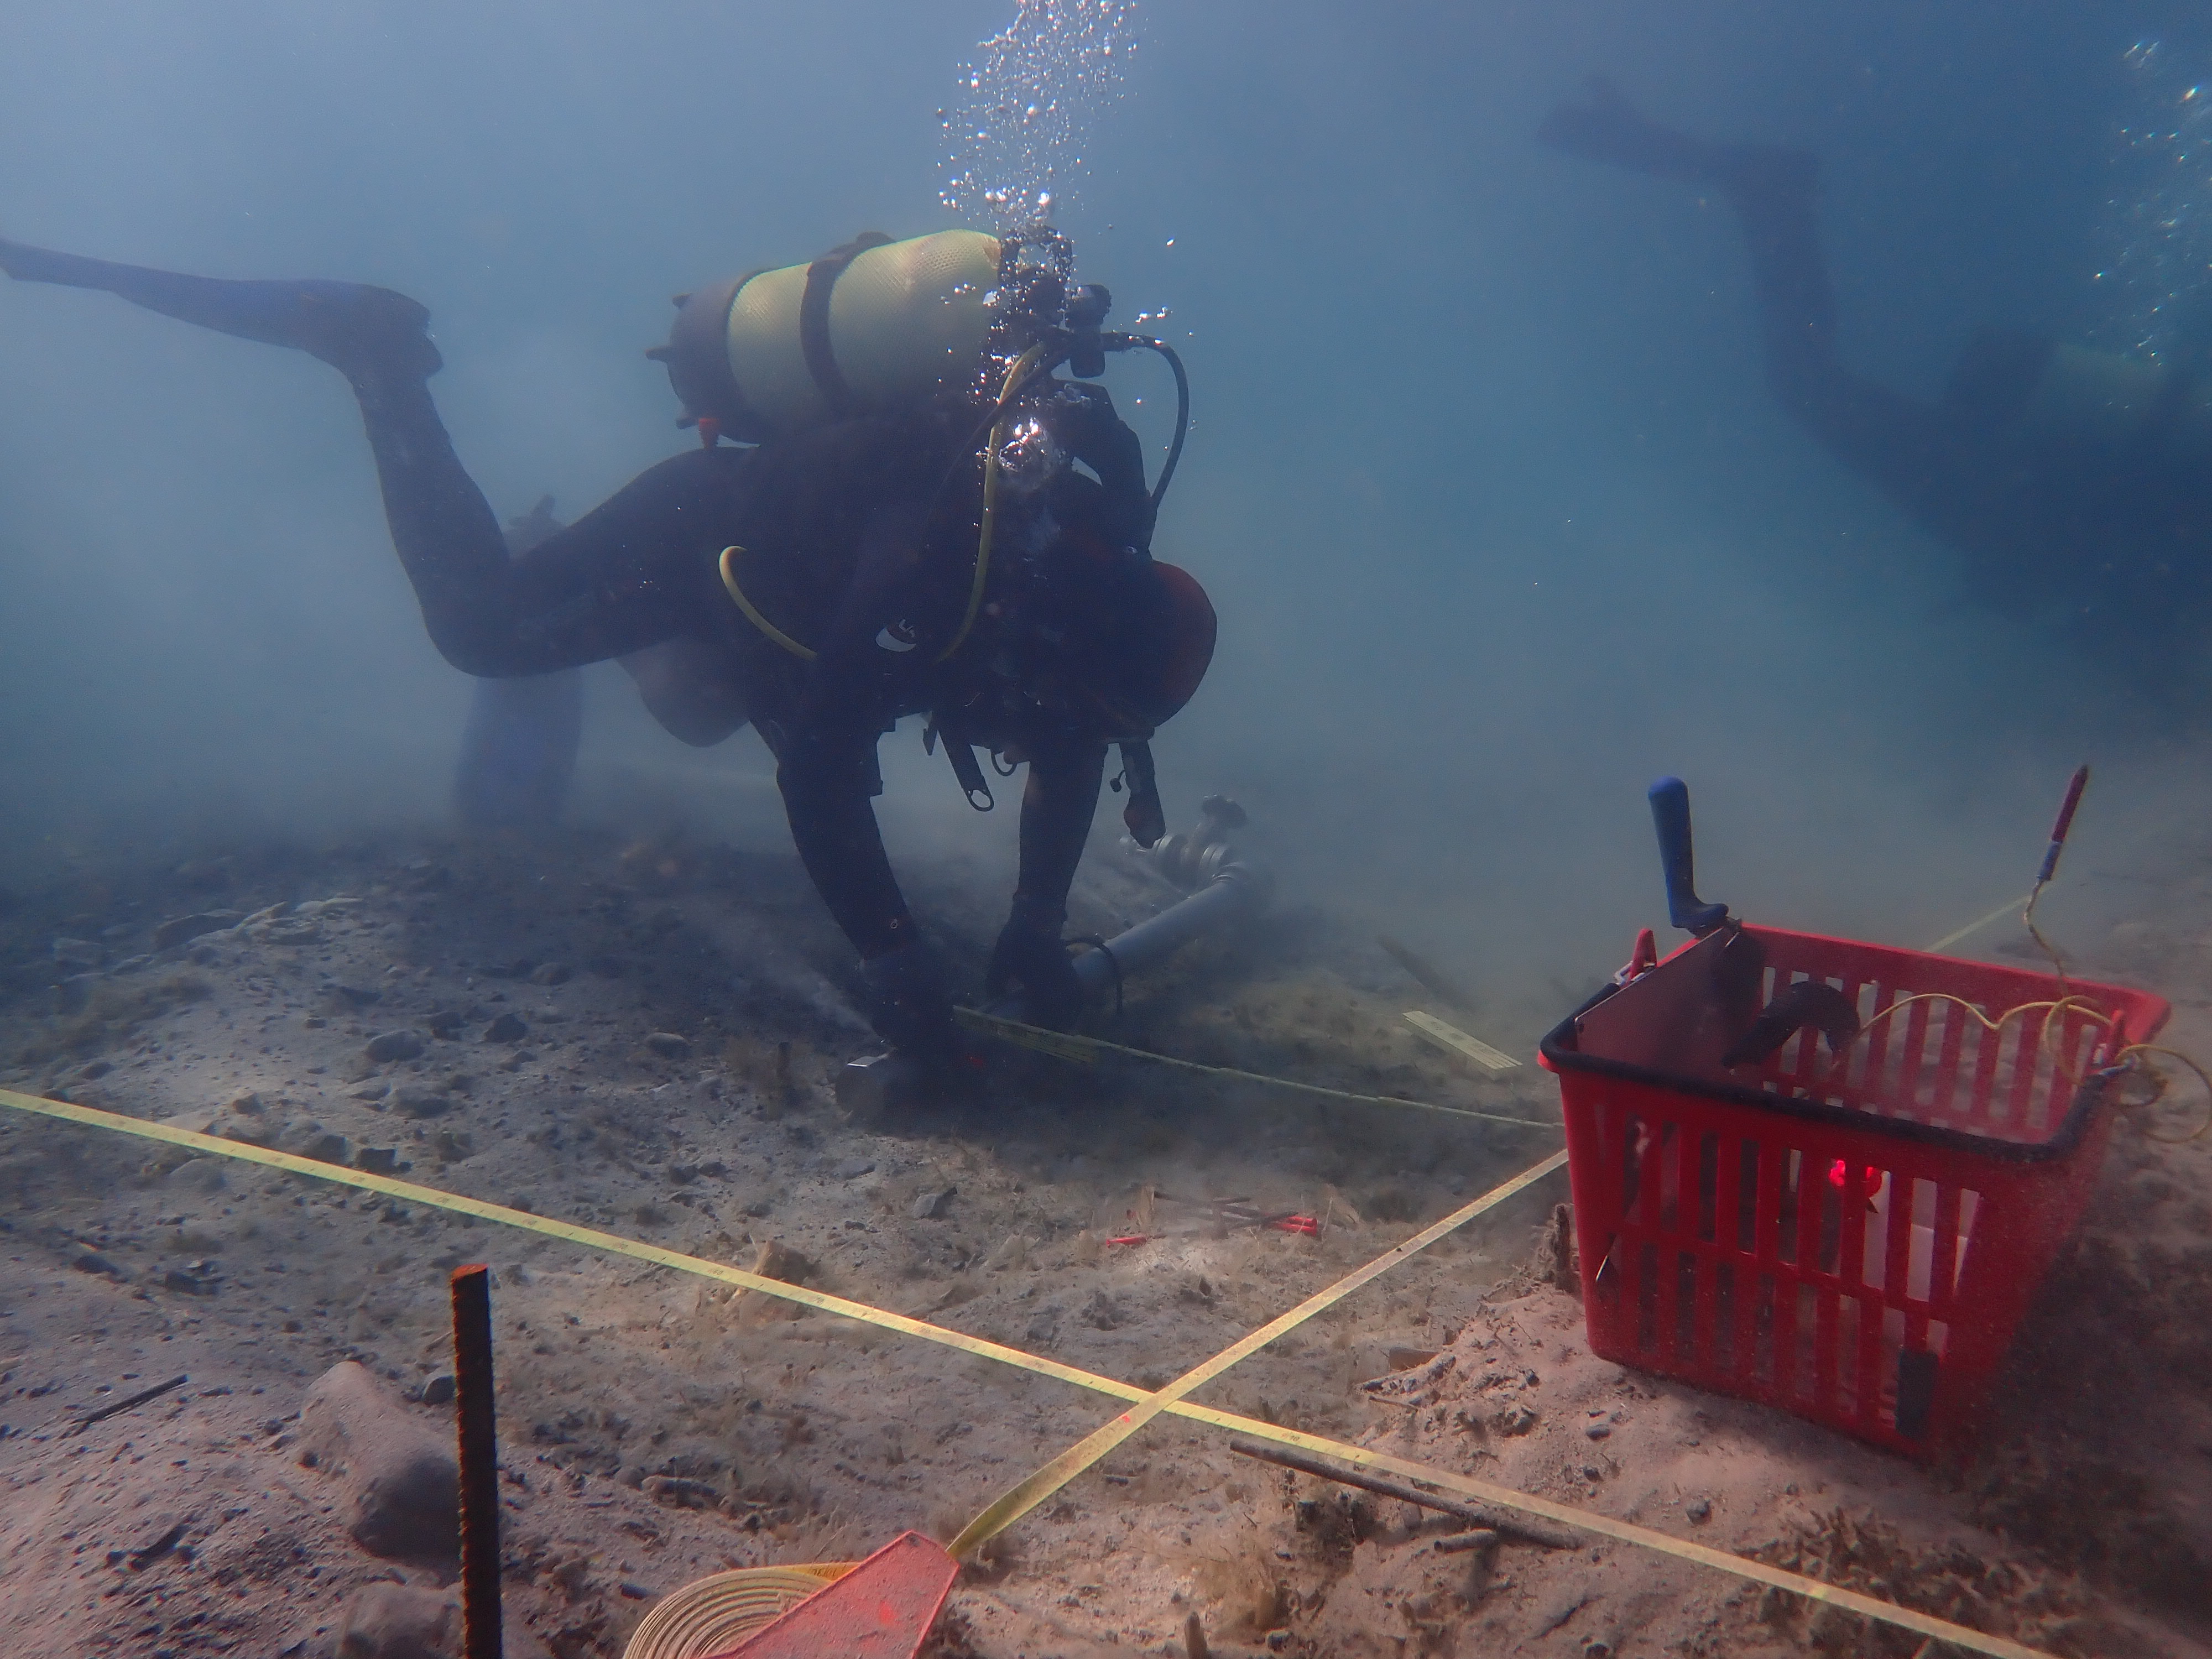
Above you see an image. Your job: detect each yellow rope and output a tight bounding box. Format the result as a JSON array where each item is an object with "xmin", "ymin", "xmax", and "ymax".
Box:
[
  {"xmin": 2110, "ymin": 1044, "xmax": 2212, "ymax": 1142},
  {"xmin": 952, "ymin": 1006, "xmax": 1559, "ymax": 1131},
  {"xmin": 1921, "ymin": 891, "xmax": 2034, "ymax": 954},
  {"xmin": 1807, "ymin": 982, "xmax": 2206, "ymax": 1145},
  {"xmin": 716, "ymin": 545, "xmax": 816, "ymax": 661}
]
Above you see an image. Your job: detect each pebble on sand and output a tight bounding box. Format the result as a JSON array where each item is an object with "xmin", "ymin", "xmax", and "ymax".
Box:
[
  {"xmin": 363, "ymin": 1030, "xmax": 425, "ymax": 1065},
  {"xmin": 299, "ymin": 1361, "xmax": 459, "ymax": 1562},
  {"xmin": 912, "ymin": 1187, "xmax": 956, "ymax": 1219}
]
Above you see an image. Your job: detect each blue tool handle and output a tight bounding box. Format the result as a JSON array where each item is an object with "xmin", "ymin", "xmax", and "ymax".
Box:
[{"xmin": 1648, "ymin": 776, "xmax": 1730, "ymax": 933}]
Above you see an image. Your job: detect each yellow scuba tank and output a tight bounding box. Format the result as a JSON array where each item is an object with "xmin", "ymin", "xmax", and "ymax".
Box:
[{"xmin": 655, "ymin": 229, "xmax": 1004, "ymax": 442}]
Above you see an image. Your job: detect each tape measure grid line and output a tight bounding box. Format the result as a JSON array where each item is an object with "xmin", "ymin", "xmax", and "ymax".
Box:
[
  {"xmin": 0, "ymin": 1089, "xmax": 2055, "ymax": 1658},
  {"xmin": 952, "ymin": 1006, "xmax": 1558, "ymax": 1131},
  {"xmin": 946, "ymin": 1149, "xmax": 1567, "ymax": 1558}
]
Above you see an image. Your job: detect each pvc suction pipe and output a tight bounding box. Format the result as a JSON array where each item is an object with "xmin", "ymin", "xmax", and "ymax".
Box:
[{"xmin": 1065, "ymin": 860, "xmax": 1270, "ymax": 1000}]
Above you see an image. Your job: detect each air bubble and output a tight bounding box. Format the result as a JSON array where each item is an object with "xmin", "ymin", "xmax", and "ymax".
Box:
[{"xmin": 939, "ymin": 0, "xmax": 1140, "ymax": 232}]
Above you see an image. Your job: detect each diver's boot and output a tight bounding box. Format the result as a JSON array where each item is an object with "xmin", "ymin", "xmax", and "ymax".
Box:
[{"xmin": 0, "ymin": 237, "xmax": 441, "ymax": 385}]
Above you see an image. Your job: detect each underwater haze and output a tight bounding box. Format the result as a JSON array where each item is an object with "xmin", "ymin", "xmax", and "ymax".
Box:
[{"xmin": 6, "ymin": 0, "xmax": 2212, "ymax": 1005}]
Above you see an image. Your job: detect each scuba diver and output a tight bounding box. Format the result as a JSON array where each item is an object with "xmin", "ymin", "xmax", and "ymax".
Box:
[
  {"xmin": 0, "ymin": 226, "xmax": 1213, "ymax": 1087},
  {"xmin": 1538, "ymin": 79, "xmax": 2212, "ymax": 682}
]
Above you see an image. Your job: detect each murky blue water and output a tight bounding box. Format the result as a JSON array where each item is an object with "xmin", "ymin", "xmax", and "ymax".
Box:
[{"xmin": 3, "ymin": 0, "xmax": 2209, "ymax": 997}]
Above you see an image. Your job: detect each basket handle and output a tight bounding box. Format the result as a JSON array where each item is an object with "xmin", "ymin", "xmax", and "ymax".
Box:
[{"xmin": 1648, "ymin": 776, "xmax": 1731, "ymax": 934}]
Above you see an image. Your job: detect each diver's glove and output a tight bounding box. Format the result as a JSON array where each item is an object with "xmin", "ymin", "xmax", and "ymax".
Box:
[
  {"xmin": 985, "ymin": 912, "xmax": 1088, "ymax": 1031},
  {"xmin": 1043, "ymin": 383, "xmax": 1155, "ymax": 548},
  {"xmin": 860, "ymin": 939, "xmax": 967, "ymax": 1067}
]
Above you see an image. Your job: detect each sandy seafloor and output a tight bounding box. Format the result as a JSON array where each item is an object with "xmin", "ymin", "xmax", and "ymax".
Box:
[{"xmin": 0, "ymin": 796, "xmax": 2209, "ymax": 1658}]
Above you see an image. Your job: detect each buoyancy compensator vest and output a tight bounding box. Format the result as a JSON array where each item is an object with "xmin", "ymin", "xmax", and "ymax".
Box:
[{"xmin": 662, "ymin": 226, "xmax": 1206, "ymax": 846}]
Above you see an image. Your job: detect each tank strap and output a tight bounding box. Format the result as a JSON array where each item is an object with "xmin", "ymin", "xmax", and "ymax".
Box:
[
  {"xmin": 947, "ymin": 740, "xmax": 994, "ymax": 812},
  {"xmin": 800, "ymin": 232, "xmax": 893, "ymax": 419},
  {"xmin": 925, "ymin": 713, "xmax": 994, "ymax": 811}
]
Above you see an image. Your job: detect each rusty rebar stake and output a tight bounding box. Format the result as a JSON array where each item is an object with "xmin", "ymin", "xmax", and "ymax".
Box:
[{"xmin": 451, "ymin": 1264, "xmax": 503, "ymax": 1659}]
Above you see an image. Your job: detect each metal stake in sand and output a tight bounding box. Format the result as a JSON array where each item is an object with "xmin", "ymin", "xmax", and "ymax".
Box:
[{"xmin": 452, "ymin": 1264, "xmax": 503, "ymax": 1659}]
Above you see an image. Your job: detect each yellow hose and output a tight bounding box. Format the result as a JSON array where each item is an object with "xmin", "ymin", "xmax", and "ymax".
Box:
[
  {"xmin": 716, "ymin": 344, "xmax": 1046, "ymax": 667},
  {"xmin": 937, "ymin": 343, "xmax": 1048, "ymax": 664},
  {"xmin": 717, "ymin": 545, "xmax": 816, "ymax": 661}
]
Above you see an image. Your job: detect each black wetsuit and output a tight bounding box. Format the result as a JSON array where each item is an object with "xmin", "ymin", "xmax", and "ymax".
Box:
[
  {"xmin": 1541, "ymin": 87, "xmax": 2212, "ymax": 681},
  {"xmin": 354, "ymin": 368, "xmax": 1155, "ymax": 964},
  {"xmin": 1726, "ymin": 170, "xmax": 2212, "ymax": 661},
  {"xmin": 0, "ymin": 235, "xmax": 1174, "ymax": 1060}
]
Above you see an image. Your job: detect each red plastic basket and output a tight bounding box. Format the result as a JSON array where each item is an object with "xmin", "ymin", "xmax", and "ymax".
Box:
[{"xmin": 1539, "ymin": 924, "xmax": 2168, "ymax": 1457}]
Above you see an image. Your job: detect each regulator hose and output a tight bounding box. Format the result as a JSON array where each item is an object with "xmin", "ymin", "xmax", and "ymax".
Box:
[{"xmin": 926, "ymin": 329, "xmax": 1191, "ymax": 664}]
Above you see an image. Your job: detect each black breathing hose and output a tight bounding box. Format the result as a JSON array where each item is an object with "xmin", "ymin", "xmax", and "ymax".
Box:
[{"xmin": 1112, "ymin": 336, "xmax": 1190, "ymax": 513}]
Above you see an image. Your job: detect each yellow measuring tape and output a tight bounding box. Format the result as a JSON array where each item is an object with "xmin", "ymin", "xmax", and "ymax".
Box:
[
  {"xmin": 0, "ymin": 1089, "xmax": 2056, "ymax": 1658},
  {"xmin": 946, "ymin": 1149, "xmax": 1566, "ymax": 1558},
  {"xmin": 1922, "ymin": 891, "xmax": 2036, "ymax": 955},
  {"xmin": 953, "ymin": 1007, "xmax": 1561, "ymax": 1133}
]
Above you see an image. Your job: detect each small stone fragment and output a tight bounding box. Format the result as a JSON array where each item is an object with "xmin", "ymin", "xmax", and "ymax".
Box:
[
  {"xmin": 911, "ymin": 1187, "xmax": 955, "ymax": 1219},
  {"xmin": 298, "ymin": 1132, "xmax": 352, "ymax": 1165},
  {"xmin": 356, "ymin": 1148, "xmax": 401, "ymax": 1175},
  {"xmin": 641, "ymin": 1474, "xmax": 721, "ymax": 1510},
  {"xmin": 419, "ymin": 1374, "xmax": 457, "ymax": 1407},
  {"xmin": 168, "ymin": 1157, "xmax": 230, "ymax": 1194},
  {"xmin": 334, "ymin": 1581, "xmax": 459, "ymax": 1659},
  {"xmin": 831, "ymin": 1155, "xmax": 875, "ymax": 1180},
  {"xmin": 1685, "ymin": 1496, "xmax": 1712, "ymax": 1525},
  {"xmin": 482, "ymin": 1012, "xmax": 528, "ymax": 1044},
  {"xmin": 1494, "ymin": 1405, "xmax": 1539, "ymax": 1437},
  {"xmin": 364, "ymin": 1030, "xmax": 425, "ymax": 1064},
  {"xmin": 228, "ymin": 1090, "xmax": 265, "ymax": 1115},
  {"xmin": 299, "ymin": 1361, "xmax": 459, "ymax": 1562},
  {"xmin": 392, "ymin": 1084, "xmax": 452, "ymax": 1119},
  {"xmin": 1584, "ymin": 1421, "xmax": 1612, "ymax": 1440},
  {"xmin": 528, "ymin": 962, "xmax": 572, "ymax": 986},
  {"xmin": 643, "ymin": 1031, "xmax": 690, "ymax": 1059},
  {"xmin": 218, "ymin": 1116, "xmax": 282, "ymax": 1149}
]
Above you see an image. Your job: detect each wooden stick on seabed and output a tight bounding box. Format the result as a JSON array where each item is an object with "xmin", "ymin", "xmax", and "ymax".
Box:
[{"xmin": 1228, "ymin": 1436, "xmax": 1578, "ymax": 1550}]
